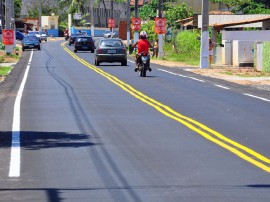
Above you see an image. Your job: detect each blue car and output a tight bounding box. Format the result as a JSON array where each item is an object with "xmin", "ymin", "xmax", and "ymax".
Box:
[
  {"xmin": 16, "ymin": 30, "xmax": 24, "ymax": 40},
  {"xmin": 22, "ymin": 36, "xmax": 40, "ymax": 51}
]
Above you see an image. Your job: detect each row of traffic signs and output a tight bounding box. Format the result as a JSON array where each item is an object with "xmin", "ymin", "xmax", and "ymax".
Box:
[{"xmin": 108, "ymin": 17, "xmax": 166, "ymax": 34}]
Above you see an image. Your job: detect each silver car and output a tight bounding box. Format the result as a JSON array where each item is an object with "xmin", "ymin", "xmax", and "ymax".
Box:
[
  {"xmin": 39, "ymin": 31, "xmax": 48, "ymax": 42},
  {"xmin": 94, "ymin": 38, "xmax": 127, "ymax": 66}
]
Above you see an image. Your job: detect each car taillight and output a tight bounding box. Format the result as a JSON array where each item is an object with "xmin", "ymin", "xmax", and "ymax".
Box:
[
  {"xmin": 75, "ymin": 42, "xmax": 78, "ymax": 46},
  {"xmin": 98, "ymin": 48, "xmax": 102, "ymax": 54},
  {"xmin": 122, "ymin": 48, "xmax": 126, "ymax": 54}
]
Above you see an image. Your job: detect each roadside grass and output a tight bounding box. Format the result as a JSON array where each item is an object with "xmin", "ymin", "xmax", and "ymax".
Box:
[
  {"xmin": 155, "ymin": 42, "xmax": 200, "ymax": 66},
  {"xmin": 0, "ymin": 66, "xmax": 12, "ymax": 76}
]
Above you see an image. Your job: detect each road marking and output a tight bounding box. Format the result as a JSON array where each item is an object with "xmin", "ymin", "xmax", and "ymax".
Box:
[
  {"xmin": 158, "ymin": 69, "xmax": 204, "ymax": 81},
  {"xmin": 62, "ymin": 43, "xmax": 270, "ymax": 173},
  {"xmin": 215, "ymin": 84, "xmax": 230, "ymax": 90},
  {"xmin": 128, "ymin": 60, "xmax": 135, "ymax": 63},
  {"xmin": 244, "ymin": 93, "xmax": 270, "ymax": 102},
  {"xmin": 189, "ymin": 77, "xmax": 205, "ymax": 82},
  {"xmin": 9, "ymin": 51, "xmax": 33, "ymax": 177}
]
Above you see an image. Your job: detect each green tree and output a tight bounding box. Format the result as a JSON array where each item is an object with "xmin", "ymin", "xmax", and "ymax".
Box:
[
  {"xmin": 237, "ymin": 1, "xmax": 270, "ymax": 14},
  {"xmin": 138, "ymin": 0, "xmax": 177, "ymax": 20},
  {"xmin": 140, "ymin": 20, "xmax": 156, "ymax": 42},
  {"xmin": 210, "ymin": 0, "xmax": 252, "ymax": 11},
  {"xmin": 15, "ymin": 0, "xmax": 22, "ymax": 19},
  {"xmin": 165, "ymin": 3, "xmax": 194, "ymax": 28}
]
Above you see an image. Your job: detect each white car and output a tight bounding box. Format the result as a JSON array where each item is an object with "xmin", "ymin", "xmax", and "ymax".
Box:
[
  {"xmin": 39, "ymin": 31, "xmax": 48, "ymax": 42},
  {"xmin": 103, "ymin": 30, "xmax": 116, "ymax": 38}
]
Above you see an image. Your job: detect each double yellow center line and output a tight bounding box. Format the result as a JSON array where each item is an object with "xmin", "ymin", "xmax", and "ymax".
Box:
[{"xmin": 62, "ymin": 42, "xmax": 270, "ymax": 173}]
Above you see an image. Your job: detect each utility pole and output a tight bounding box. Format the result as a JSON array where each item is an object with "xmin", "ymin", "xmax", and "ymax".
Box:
[
  {"xmin": 5, "ymin": 0, "xmax": 11, "ymax": 54},
  {"xmin": 158, "ymin": 0, "xmax": 163, "ymax": 58},
  {"xmin": 110, "ymin": 0, "xmax": 113, "ymax": 36},
  {"xmin": 0, "ymin": 0, "xmax": 3, "ymax": 29},
  {"xmin": 38, "ymin": 1, "xmax": 41, "ymax": 30},
  {"xmin": 126, "ymin": 0, "xmax": 130, "ymax": 50},
  {"xmin": 90, "ymin": 0, "xmax": 94, "ymax": 37},
  {"xmin": 134, "ymin": 0, "xmax": 139, "ymax": 43},
  {"xmin": 200, "ymin": 0, "xmax": 209, "ymax": 68}
]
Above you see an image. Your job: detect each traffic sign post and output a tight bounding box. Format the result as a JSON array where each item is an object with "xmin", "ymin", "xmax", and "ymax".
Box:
[
  {"xmin": 132, "ymin": 18, "xmax": 141, "ymax": 31},
  {"xmin": 2, "ymin": 29, "xmax": 14, "ymax": 45},
  {"xmin": 108, "ymin": 18, "xmax": 115, "ymax": 28}
]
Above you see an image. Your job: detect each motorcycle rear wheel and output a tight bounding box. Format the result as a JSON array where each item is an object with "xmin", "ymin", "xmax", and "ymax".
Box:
[{"xmin": 140, "ymin": 64, "xmax": 147, "ymax": 77}]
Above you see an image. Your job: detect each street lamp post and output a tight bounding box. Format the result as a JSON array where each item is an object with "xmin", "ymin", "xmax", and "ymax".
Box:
[{"xmin": 200, "ymin": 0, "xmax": 209, "ymax": 68}]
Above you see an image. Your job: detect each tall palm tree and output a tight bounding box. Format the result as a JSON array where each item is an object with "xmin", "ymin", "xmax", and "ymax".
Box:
[{"xmin": 59, "ymin": 0, "xmax": 87, "ymax": 14}]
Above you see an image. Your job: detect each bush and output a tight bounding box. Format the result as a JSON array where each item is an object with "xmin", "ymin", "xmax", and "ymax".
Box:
[
  {"xmin": 175, "ymin": 30, "xmax": 200, "ymax": 57},
  {"xmin": 263, "ymin": 42, "xmax": 270, "ymax": 72}
]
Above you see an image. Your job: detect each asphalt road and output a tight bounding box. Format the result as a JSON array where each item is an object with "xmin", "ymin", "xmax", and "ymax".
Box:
[{"xmin": 0, "ymin": 39, "xmax": 270, "ymax": 202}]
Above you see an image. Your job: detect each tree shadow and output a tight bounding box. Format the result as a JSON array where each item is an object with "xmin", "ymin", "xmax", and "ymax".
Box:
[{"xmin": 0, "ymin": 131, "xmax": 97, "ymax": 150}]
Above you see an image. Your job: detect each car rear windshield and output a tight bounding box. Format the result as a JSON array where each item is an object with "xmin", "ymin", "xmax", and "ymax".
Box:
[
  {"xmin": 77, "ymin": 37, "xmax": 93, "ymax": 42},
  {"xmin": 100, "ymin": 40, "xmax": 123, "ymax": 47}
]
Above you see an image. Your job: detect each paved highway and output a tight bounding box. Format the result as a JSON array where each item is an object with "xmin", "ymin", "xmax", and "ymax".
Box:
[{"xmin": 0, "ymin": 39, "xmax": 270, "ymax": 201}]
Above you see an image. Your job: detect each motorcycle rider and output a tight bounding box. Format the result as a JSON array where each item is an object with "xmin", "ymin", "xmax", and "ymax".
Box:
[
  {"xmin": 132, "ymin": 31, "xmax": 151, "ymax": 72},
  {"xmin": 64, "ymin": 28, "xmax": 69, "ymax": 39}
]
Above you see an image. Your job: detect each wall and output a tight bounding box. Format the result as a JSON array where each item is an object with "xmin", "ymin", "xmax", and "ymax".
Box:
[
  {"xmin": 232, "ymin": 41, "xmax": 254, "ymax": 66},
  {"xmin": 222, "ymin": 30, "xmax": 270, "ymax": 41},
  {"xmin": 41, "ymin": 16, "xmax": 59, "ymax": 30}
]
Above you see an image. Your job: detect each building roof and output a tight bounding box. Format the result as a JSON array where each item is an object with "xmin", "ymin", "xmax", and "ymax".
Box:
[
  {"xmin": 130, "ymin": 0, "xmax": 144, "ymax": 6},
  {"xmin": 209, "ymin": 11, "xmax": 233, "ymax": 15},
  {"xmin": 210, "ymin": 16, "xmax": 270, "ymax": 30}
]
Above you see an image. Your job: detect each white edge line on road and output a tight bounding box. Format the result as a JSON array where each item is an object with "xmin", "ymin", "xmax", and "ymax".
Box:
[
  {"xmin": 128, "ymin": 60, "xmax": 135, "ymax": 63},
  {"xmin": 244, "ymin": 93, "xmax": 270, "ymax": 102},
  {"xmin": 189, "ymin": 77, "xmax": 205, "ymax": 82},
  {"xmin": 9, "ymin": 51, "xmax": 33, "ymax": 177},
  {"xmin": 215, "ymin": 84, "xmax": 230, "ymax": 90}
]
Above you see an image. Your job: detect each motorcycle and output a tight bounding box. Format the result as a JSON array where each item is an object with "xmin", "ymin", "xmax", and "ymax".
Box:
[
  {"xmin": 64, "ymin": 33, "xmax": 69, "ymax": 41},
  {"xmin": 137, "ymin": 52, "xmax": 150, "ymax": 77}
]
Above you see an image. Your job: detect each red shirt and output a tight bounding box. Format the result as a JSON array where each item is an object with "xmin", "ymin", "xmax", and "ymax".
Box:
[{"xmin": 137, "ymin": 39, "xmax": 149, "ymax": 53}]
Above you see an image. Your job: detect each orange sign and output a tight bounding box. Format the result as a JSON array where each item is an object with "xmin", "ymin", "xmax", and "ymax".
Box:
[
  {"xmin": 108, "ymin": 18, "xmax": 115, "ymax": 28},
  {"xmin": 155, "ymin": 18, "xmax": 166, "ymax": 34},
  {"xmin": 132, "ymin": 18, "xmax": 141, "ymax": 31},
  {"xmin": 2, "ymin": 30, "xmax": 14, "ymax": 45}
]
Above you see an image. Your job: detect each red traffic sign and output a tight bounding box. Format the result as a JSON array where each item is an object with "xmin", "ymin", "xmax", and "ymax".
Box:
[
  {"xmin": 132, "ymin": 18, "xmax": 141, "ymax": 30},
  {"xmin": 2, "ymin": 30, "xmax": 14, "ymax": 45},
  {"xmin": 108, "ymin": 18, "xmax": 115, "ymax": 28},
  {"xmin": 155, "ymin": 18, "xmax": 166, "ymax": 34}
]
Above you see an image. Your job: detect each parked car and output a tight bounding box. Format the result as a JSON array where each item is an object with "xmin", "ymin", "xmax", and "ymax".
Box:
[
  {"xmin": 16, "ymin": 30, "xmax": 24, "ymax": 40},
  {"xmin": 69, "ymin": 33, "xmax": 82, "ymax": 45},
  {"xmin": 21, "ymin": 36, "xmax": 41, "ymax": 51},
  {"xmin": 103, "ymin": 30, "xmax": 116, "ymax": 38},
  {"xmin": 39, "ymin": 31, "xmax": 47, "ymax": 42},
  {"xmin": 27, "ymin": 31, "xmax": 41, "ymax": 42},
  {"xmin": 74, "ymin": 36, "xmax": 95, "ymax": 53},
  {"xmin": 94, "ymin": 38, "xmax": 127, "ymax": 66}
]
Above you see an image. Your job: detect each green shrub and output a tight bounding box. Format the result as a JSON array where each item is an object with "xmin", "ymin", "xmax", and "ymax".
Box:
[
  {"xmin": 0, "ymin": 56, "xmax": 4, "ymax": 63},
  {"xmin": 175, "ymin": 30, "xmax": 200, "ymax": 56},
  {"xmin": 263, "ymin": 42, "xmax": 270, "ymax": 72}
]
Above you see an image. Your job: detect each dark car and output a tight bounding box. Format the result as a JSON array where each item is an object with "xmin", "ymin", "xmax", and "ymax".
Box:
[
  {"xmin": 74, "ymin": 36, "xmax": 95, "ymax": 53},
  {"xmin": 94, "ymin": 38, "xmax": 127, "ymax": 66},
  {"xmin": 16, "ymin": 30, "xmax": 24, "ymax": 40},
  {"xmin": 69, "ymin": 33, "xmax": 82, "ymax": 45},
  {"xmin": 21, "ymin": 36, "xmax": 41, "ymax": 51}
]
